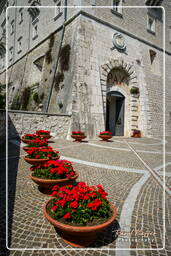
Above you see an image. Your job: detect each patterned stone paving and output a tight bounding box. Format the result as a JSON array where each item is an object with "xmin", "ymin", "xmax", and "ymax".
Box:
[
  {"xmin": 130, "ymin": 176, "xmax": 171, "ymax": 256},
  {"xmin": 59, "ymin": 144, "xmax": 146, "ymax": 170},
  {"xmin": 8, "ymin": 158, "xmax": 142, "ymax": 250},
  {"xmin": 0, "ymin": 137, "xmax": 171, "ymax": 256}
]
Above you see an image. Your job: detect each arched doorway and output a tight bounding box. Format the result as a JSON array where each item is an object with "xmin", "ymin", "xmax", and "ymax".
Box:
[{"xmin": 106, "ymin": 91, "xmax": 125, "ymax": 136}]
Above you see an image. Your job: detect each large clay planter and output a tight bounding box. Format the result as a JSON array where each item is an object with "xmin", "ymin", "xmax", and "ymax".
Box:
[
  {"xmin": 50, "ymin": 156, "xmax": 60, "ymax": 160},
  {"xmin": 23, "ymin": 146, "xmax": 32, "ymax": 153},
  {"xmin": 43, "ymin": 199, "xmax": 117, "ymax": 247},
  {"xmin": 37, "ymin": 134, "xmax": 52, "ymax": 140},
  {"xmin": 71, "ymin": 135, "xmax": 86, "ymax": 142},
  {"xmin": 31, "ymin": 172, "xmax": 79, "ymax": 193},
  {"xmin": 131, "ymin": 130, "xmax": 141, "ymax": 138},
  {"xmin": 98, "ymin": 135, "xmax": 112, "ymax": 142},
  {"xmin": 23, "ymin": 146, "xmax": 51, "ymax": 153},
  {"xmin": 24, "ymin": 157, "xmax": 49, "ymax": 165},
  {"xmin": 21, "ymin": 138, "xmax": 32, "ymax": 144}
]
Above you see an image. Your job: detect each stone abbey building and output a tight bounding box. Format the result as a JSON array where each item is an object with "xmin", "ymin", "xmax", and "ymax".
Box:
[{"xmin": 0, "ymin": 0, "xmax": 171, "ymax": 138}]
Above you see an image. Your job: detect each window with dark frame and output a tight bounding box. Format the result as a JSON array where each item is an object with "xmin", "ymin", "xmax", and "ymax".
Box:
[
  {"xmin": 19, "ymin": 8, "xmax": 24, "ymax": 24},
  {"xmin": 10, "ymin": 20, "xmax": 14, "ymax": 35},
  {"xmin": 17, "ymin": 37, "xmax": 22, "ymax": 53},
  {"xmin": 147, "ymin": 16, "xmax": 156, "ymax": 33},
  {"xmin": 149, "ymin": 49, "xmax": 156, "ymax": 64},
  {"xmin": 9, "ymin": 46, "xmax": 13, "ymax": 61},
  {"xmin": 112, "ymin": 0, "xmax": 122, "ymax": 14},
  {"xmin": 54, "ymin": 0, "xmax": 62, "ymax": 19}
]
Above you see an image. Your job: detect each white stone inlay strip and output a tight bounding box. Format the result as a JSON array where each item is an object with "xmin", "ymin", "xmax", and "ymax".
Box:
[
  {"xmin": 60, "ymin": 156, "xmax": 147, "ymax": 174},
  {"xmin": 154, "ymin": 162, "xmax": 171, "ymax": 171},
  {"xmin": 125, "ymin": 141, "xmax": 171, "ymax": 197},
  {"xmin": 88, "ymin": 143, "xmax": 171, "ymax": 155},
  {"xmin": 115, "ymin": 172, "xmax": 150, "ymax": 252}
]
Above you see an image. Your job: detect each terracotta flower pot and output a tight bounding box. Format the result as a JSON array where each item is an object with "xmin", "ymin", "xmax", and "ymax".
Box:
[
  {"xmin": 23, "ymin": 146, "xmax": 31, "ymax": 153},
  {"xmin": 23, "ymin": 146, "xmax": 53, "ymax": 153},
  {"xmin": 98, "ymin": 135, "xmax": 112, "ymax": 142},
  {"xmin": 21, "ymin": 138, "xmax": 32, "ymax": 144},
  {"xmin": 71, "ymin": 135, "xmax": 86, "ymax": 142},
  {"xmin": 50, "ymin": 156, "xmax": 60, "ymax": 160},
  {"xmin": 31, "ymin": 172, "xmax": 79, "ymax": 193},
  {"xmin": 24, "ymin": 157, "xmax": 49, "ymax": 165},
  {"xmin": 38, "ymin": 134, "xmax": 52, "ymax": 139},
  {"xmin": 43, "ymin": 199, "xmax": 117, "ymax": 247}
]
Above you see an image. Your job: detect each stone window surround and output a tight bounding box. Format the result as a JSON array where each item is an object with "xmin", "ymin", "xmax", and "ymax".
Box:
[
  {"xmin": 147, "ymin": 15, "xmax": 156, "ymax": 35},
  {"xmin": 0, "ymin": 54, "xmax": 5, "ymax": 69},
  {"xmin": 9, "ymin": 46, "xmax": 13, "ymax": 61},
  {"xmin": 10, "ymin": 19, "xmax": 14, "ymax": 35},
  {"xmin": 54, "ymin": 0, "xmax": 63, "ymax": 21},
  {"xmin": 32, "ymin": 17, "xmax": 39, "ymax": 40},
  {"xmin": 1, "ymin": 18, "xmax": 6, "ymax": 37},
  {"xmin": 111, "ymin": 0, "xmax": 123, "ymax": 18},
  {"xmin": 28, "ymin": 5, "xmax": 40, "ymax": 23},
  {"xmin": 17, "ymin": 36, "xmax": 22, "ymax": 54},
  {"xmin": 19, "ymin": 8, "xmax": 24, "ymax": 24}
]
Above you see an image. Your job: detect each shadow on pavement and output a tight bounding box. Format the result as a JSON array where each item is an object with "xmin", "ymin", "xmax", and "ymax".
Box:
[
  {"xmin": 90, "ymin": 219, "xmax": 120, "ymax": 247},
  {"xmin": 0, "ymin": 115, "xmax": 21, "ymax": 255}
]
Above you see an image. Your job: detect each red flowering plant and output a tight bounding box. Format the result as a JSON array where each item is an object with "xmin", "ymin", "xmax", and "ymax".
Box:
[
  {"xmin": 21, "ymin": 134, "xmax": 39, "ymax": 140},
  {"xmin": 26, "ymin": 147, "xmax": 59, "ymax": 159},
  {"xmin": 47, "ymin": 182, "xmax": 111, "ymax": 226},
  {"xmin": 26, "ymin": 138, "xmax": 48, "ymax": 148},
  {"xmin": 36, "ymin": 130, "xmax": 50, "ymax": 135},
  {"xmin": 31, "ymin": 160, "xmax": 75, "ymax": 179},
  {"xmin": 99, "ymin": 131, "xmax": 112, "ymax": 136},
  {"xmin": 72, "ymin": 131, "xmax": 85, "ymax": 136}
]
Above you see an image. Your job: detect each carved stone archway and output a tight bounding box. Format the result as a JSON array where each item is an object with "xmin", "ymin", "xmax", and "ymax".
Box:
[{"xmin": 100, "ymin": 58, "xmax": 140, "ymax": 136}]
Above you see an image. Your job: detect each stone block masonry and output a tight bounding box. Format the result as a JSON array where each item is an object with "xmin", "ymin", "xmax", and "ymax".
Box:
[{"xmin": 8, "ymin": 111, "xmax": 71, "ymax": 140}]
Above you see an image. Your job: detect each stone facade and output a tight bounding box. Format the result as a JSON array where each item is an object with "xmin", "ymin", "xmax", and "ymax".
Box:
[
  {"xmin": 0, "ymin": 0, "xmax": 170, "ymax": 138},
  {"xmin": 8, "ymin": 111, "xmax": 71, "ymax": 139}
]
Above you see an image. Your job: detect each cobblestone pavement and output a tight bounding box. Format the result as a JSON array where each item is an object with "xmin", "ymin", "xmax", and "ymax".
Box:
[{"xmin": 0, "ymin": 136, "xmax": 171, "ymax": 256}]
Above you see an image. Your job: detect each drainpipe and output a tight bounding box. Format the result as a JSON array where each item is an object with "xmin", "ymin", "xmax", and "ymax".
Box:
[{"xmin": 45, "ymin": 0, "xmax": 67, "ymax": 113}]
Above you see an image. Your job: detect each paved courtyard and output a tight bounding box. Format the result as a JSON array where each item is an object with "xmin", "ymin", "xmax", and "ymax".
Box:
[{"xmin": 0, "ymin": 136, "xmax": 171, "ymax": 256}]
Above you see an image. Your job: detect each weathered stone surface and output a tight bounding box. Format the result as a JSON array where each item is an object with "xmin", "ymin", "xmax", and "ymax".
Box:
[{"xmin": 8, "ymin": 112, "xmax": 71, "ymax": 139}]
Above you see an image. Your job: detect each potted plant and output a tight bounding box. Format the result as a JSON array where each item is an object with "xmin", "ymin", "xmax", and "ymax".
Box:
[
  {"xmin": 24, "ymin": 147, "xmax": 59, "ymax": 165},
  {"xmin": 21, "ymin": 133, "xmax": 40, "ymax": 144},
  {"xmin": 98, "ymin": 131, "xmax": 112, "ymax": 141},
  {"xmin": 71, "ymin": 131, "xmax": 86, "ymax": 142},
  {"xmin": 23, "ymin": 138, "xmax": 48, "ymax": 152},
  {"xmin": 131, "ymin": 129, "xmax": 141, "ymax": 138},
  {"xmin": 36, "ymin": 130, "xmax": 52, "ymax": 139},
  {"xmin": 130, "ymin": 87, "xmax": 139, "ymax": 95},
  {"xmin": 43, "ymin": 182, "xmax": 117, "ymax": 247},
  {"xmin": 31, "ymin": 160, "xmax": 78, "ymax": 192}
]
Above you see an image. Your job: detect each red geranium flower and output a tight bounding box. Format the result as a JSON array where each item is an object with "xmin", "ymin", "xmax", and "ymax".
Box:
[
  {"xmin": 48, "ymin": 182, "xmax": 111, "ymax": 225},
  {"xmin": 63, "ymin": 212, "xmax": 71, "ymax": 219}
]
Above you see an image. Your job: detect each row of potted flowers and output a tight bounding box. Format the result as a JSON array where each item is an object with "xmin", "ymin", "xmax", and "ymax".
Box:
[
  {"xmin": 71, "ymin": 130, "xmax": 113, "ymax": 142},
  {"xmin": 21, "ymin": 130, "xmax": 117, "ymax": 247}
]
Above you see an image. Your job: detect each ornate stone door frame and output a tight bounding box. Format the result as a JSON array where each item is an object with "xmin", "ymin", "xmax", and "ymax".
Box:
[{"xmin": 100, "ymin": 58, "xmax": 139, "ymax": 136}]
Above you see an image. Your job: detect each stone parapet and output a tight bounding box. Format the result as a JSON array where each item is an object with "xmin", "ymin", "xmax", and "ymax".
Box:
[{"xmin": 8, "ymin": 111, "xmax": 71, "ymax": 140}]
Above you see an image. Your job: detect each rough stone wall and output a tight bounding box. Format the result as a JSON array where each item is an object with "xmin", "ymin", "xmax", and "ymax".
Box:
[
  {"xmin": 1, "ymin": 4, "xmax": 170, "ymax": 138},
  {"xmin": 0, "ymin": 111, "xmax": 6, "ymax": 145},
  {"xmin": 69, "ymin": 14, "xmax": 166, "ymax": 137},
  {"xmin": 8, "ymin": 112, "xmax": 71, "ymax": 139},
  {"xmin": 48, "ymin": 17, "xmax": 79, "ymax": 115}
]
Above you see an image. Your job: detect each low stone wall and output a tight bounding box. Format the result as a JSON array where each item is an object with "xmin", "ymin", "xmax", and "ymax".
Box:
[
  {"xmin": 8, "ymin": 110, "xmax": 71, "ymax": 139},
  {"xmin": 0, "ymin": 110, "xmax": 6, "ymax": 145}
]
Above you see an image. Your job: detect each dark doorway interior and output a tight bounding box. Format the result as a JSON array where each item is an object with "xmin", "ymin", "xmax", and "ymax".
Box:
[{"xmin": 106, "ymin": 91, "xmax": 125, "ymax": 136}]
